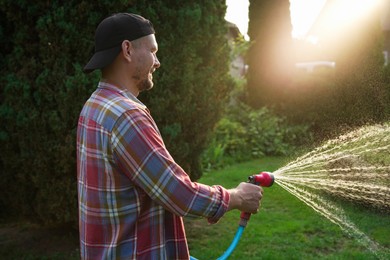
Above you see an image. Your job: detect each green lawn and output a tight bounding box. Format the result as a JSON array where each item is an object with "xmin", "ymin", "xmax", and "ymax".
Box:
[
  {"xmin": 1, "ymin": 156, "xmax": 389, "ymax": 259},
  {"xmin": 186, "ymin": 157, "xmax": 390, "ymax": 260}
]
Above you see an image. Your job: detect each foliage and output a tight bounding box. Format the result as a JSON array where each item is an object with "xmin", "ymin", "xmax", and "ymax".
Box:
[
  {"xmin": 0, "ymin": 0, "xmax": 231, "ymax": 224},
  {"xmin": 202, "ymin": 101, "xmax": 312, "ymax": 171},
  {"xmin": 383, "ymin": 64, "xmax": 390, "ymax": 117},
  {"xmin": 229, "ymin": 35, "xmax": 251, "ymax": 61}
]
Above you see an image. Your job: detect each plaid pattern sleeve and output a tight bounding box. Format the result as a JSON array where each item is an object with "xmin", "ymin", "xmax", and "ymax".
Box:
[{"xmin": 77, "ymin": 82, "xmax": 229, "ymax": 260}]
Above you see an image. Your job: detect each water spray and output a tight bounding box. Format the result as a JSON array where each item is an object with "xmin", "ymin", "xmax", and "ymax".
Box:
[
  {"xmin": 190, "ymin": 172, "xmax": 274, "ymax": 260},
  {"xmin": 193, "ymin": 124, "xmax": 390, "ymax": 259}
]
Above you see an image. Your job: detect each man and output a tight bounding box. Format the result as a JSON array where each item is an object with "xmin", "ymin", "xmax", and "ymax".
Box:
[{"xmin": 77, "ymin": 13, "xmax": 263, "ymax": 259}]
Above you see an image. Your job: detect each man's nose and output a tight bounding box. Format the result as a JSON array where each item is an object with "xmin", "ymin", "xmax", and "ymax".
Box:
[{"xmin": 154, "ymin": 55, "xmax": 160, "ymax": 68}]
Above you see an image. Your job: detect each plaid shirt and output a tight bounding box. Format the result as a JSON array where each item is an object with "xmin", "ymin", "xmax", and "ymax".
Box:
[{"xmin": 77, "ymin": 82, "xmax": 229, "ymax": 260}]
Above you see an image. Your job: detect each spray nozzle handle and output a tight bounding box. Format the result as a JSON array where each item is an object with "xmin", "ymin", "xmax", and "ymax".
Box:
[
  {"xmin": 239, "ymin": 172, "xmax": 274, "ymax": 226},
  {"xmin": 239, "ymin": 212, "xmax": 251, "ymax": 227}
]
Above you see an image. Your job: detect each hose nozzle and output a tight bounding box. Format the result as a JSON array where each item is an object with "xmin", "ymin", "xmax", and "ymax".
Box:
[
  {"xmin": 248, "ymin": 171, "xmax": 274, "ymax": 187},
  {"xmin": 239, "ymin": 172, "xmax": 274, "ymax": 227}
]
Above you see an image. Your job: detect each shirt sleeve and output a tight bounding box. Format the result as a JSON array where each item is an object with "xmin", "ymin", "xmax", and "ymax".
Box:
[{"xmin": 111, "ymin": 108, "xmax": 230, "ymax": 224}]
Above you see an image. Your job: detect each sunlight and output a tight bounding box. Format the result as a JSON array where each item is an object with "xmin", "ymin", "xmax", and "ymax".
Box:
[
  {"xmin": 225, "ymin": 0, "xmax": 385, "ymax": 42},
  {"xmin": 225, "ymin": 0, "xmax": 249, "ymax": 40},
  {"xmin": 320, "ymin": 0, "xmax": 383, "ymax": 30},
  {"xmin": 290, "ymin": 0, "xmax": 326, "ymax": 38},
  {"xmin": 226, "ymin": 0, "xmax": 327, "ymax": 40}
]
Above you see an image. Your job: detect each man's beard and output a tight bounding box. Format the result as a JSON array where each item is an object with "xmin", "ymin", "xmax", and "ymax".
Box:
[
  {"xmin": 137, "ymin": 77, "xmax": 154, "ymax": 92},
  {"xmin": 133, "ymin": 69, "xmax": 154, "ymax": 93}
]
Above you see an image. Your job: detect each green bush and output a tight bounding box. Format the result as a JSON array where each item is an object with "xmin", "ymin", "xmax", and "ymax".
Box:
[
  {"xmin": 202, "ymin": 102, "xmax": 312, "ymax": 171},
  {"xmin": 0, "ymin": 0, "xmax": 231, "ymax": 224}
]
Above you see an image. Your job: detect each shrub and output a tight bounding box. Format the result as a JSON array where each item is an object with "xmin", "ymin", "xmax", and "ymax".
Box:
[{"xmin": 202, "ymin": 102, "xmax": 312, "ymax": 171}]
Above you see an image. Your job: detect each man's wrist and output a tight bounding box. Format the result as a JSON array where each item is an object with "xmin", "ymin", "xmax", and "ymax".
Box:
[{"xmin": 227, "ymin": 188, "xmax": 239, "ymax": 211}]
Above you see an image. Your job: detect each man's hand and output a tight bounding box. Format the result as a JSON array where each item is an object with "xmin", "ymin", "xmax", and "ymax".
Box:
[{"xmin": 227, "ymin": 182, "xmax": 263, "ymax": 213}]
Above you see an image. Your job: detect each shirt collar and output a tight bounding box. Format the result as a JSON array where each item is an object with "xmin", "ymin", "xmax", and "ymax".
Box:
[{"xmin": 98, "ymin": 81, "xmax": 147, "ymax": 110}]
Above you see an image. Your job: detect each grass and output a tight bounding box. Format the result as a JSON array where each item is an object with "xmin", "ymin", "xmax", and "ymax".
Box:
[
  {"xmin": 1, "ymin": 156, "xmax": 388, "ymax": 259},
  {"xmin": 186, "ymin": 157, "xmax": 390, "ymax": 260}
]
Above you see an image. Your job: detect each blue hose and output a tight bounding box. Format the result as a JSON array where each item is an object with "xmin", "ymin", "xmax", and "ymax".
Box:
[
  {"xmin": 189, "ymin": 225, "xmax": 245, "ymax": 260},
  {"xmin": 216, "ymin": 226, "xmax": 245, "ymax": 260}
]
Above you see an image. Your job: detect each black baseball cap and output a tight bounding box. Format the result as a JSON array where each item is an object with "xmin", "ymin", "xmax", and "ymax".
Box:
[{"xmin": 83, "ymin": 13, "xmax": 155, "ymax": 73}]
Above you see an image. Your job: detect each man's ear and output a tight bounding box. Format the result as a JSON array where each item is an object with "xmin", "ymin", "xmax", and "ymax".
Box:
[{"xmin": 121, "ymin": 40, "xmax": 133, "ymax": 61}]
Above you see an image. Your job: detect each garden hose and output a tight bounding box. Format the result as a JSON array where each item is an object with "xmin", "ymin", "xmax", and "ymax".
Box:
[{"xmin": 190, "ymin": 172, "xmax": 274, "ymax": 260}]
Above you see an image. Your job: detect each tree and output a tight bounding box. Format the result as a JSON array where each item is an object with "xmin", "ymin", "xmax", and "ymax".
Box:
[
  {"xmin": 331, "ymin": 4, "xmax": 388, "ymax": 126},
  {"xmin": 288, "ymin": 0, "xmax": 389, "ymax": 135},
  {"xmin": 246, "ymin": 0, "xmax": 293, "ymax": 108}
]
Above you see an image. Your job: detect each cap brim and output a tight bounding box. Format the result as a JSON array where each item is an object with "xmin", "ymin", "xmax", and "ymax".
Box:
[{"xmin": 83, "ymin": 45, "xmax": 122, "ymax": 73}]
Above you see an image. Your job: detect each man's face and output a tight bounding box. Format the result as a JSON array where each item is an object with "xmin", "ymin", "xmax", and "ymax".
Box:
[{"xmin": 131, "ymin": 34, "xmax": 160, "ymax": 92}]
